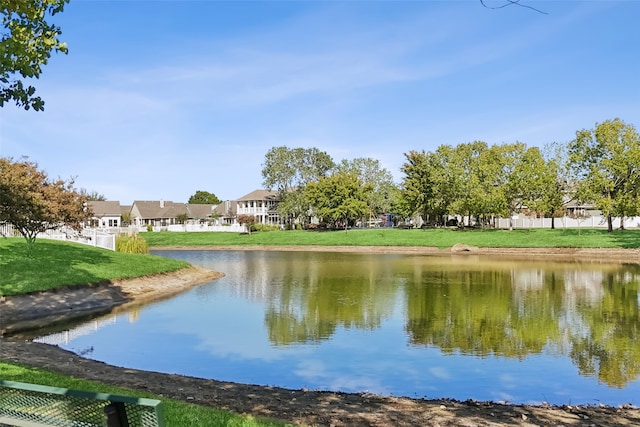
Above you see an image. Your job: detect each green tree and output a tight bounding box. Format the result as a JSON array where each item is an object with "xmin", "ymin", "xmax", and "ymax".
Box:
[
  {"xmin": 188, "ymin": 190, "xmax": 221, "ymax": 205},
  {"xmin": 306, "ymin": 172, "xmax": 370, "ymax": 229},
  {"xmin": 262, "ymin": 146, "xmax": 334, "ymax": 194},
  {"xmin": 568, "ymin": 118, "xmax": 640, "ymax": 232},
  {"xmin": 261, "ymin": 146, "xmax": 334, "ymax": 227},
  {"xmin": 1, "ymin": 0, "xmax": 69, "ymax": 110},
  {"xmin": 0, "ymin": 157, "xmax": 90, "ymax": 252},
  {"xmin": 175, "ymin": 213, "xmax": 188, "ymax": 224},
  {"xmin": 540, "ymin": 142, "xmax": 572, "ymax": 229},
  {"xmin": 507, "ymin": 146, "xmax": 554, "ymax": 225},
  {"xmin": 337, "ymin": 157, "xmax": 397, "ymax": 217},
  {"xmin": 400, "ymin": 150, "xmax": 445, "ymax": 225},
  {"xmin": 79, "ymin": 188, "xmax": 106, "ymax": 201},
  {"xmin": 445, "ymin": 141, "xmax": 489, "ymax": 226}
]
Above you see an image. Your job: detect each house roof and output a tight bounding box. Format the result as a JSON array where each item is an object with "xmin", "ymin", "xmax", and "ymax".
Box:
[
  {"xmin": 213, "ymin": 200, "xmax": 237, "ymax": 217},
  {"xmin": 237, "ymin": 189, "xmax": 278, "ymax": 201},
  {"xmin": 131, "ymin": 201, "xmax": 188, "ymax": 219},
  {"xmin": 89, "ymin": 201, "xmax": 122, "ymax": 217},
  {"xmin": 186, "ymin": 204, "xmax": 217, "ymax": 219}
]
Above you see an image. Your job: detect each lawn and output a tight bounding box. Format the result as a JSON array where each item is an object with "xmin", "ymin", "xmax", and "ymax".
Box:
[
  {"xmin": 143, "ymin": 227, "xmax": 640, "ymax": 249},
  {"xmin": 0, "ymin": 238, "xmax": 189, "ymax": 296},
  {"xmin": 0, "ymin": 362, "xmax": 285, "ymax": 427}
]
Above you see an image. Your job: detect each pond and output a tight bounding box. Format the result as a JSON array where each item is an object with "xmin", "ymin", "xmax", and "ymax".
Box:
[{"xmin": 35, "ymin": 250, "xmax": 640, "ymax": 406}]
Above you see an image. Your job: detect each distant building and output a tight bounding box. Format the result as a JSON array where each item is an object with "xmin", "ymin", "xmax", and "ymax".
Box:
[
  {"xmin": 213, "ymin": 200, "xmax": 237, "ymax": 225},
  {"xmin": 88, "ymin": 201, "xmax": 122, "ymax": 228},
  {"xmin": 130, "ymin": 200, "xmax": 188, "ymax": 228},
  {"xmin": 236, "ymin": 189, "xmax": 280, "ymax": 225}
]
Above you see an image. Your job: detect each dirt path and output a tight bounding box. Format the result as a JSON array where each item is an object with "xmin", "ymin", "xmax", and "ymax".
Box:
[{"xmin": 2, "ymin": 247, "xmax": 640, "ymax": 426}]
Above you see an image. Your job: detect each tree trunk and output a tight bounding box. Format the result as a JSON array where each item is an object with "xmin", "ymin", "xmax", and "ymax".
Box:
[
  {"xmin": 551, "ymin": 216, "xmax": 555, "ymax": 229},
  {"xmin": 607, "ymin": 214, "xmax": 613, "ymax": 232}
]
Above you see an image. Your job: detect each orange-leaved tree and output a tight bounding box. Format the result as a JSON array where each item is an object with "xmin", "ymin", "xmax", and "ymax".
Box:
[{"xmin": 0, "ymin": 157, "xmax": 90, "ymax": 253}]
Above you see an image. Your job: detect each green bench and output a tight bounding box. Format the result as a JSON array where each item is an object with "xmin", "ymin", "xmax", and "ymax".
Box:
[{"xmin": 0, "ymin": 380, "xmax": 164, "ymax": 427}]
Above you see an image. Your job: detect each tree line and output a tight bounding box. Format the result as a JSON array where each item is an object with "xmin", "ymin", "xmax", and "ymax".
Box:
[
  {"xmin": 262, "ymin": 118, "xmax": 640, "ymax": 232},
  {"xmin": 1, "ymin": 118, "xmax": 637, "ymax": 252}
]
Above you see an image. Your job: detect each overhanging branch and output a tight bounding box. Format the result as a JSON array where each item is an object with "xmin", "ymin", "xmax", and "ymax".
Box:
[{"xmin": 480, "ymin": 0, "xmax": 548, "ymax": 15}]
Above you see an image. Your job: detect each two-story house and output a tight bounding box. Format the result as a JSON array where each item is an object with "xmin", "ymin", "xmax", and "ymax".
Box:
[{"xmin": 236, "ymin": 190, "xmax": 280, "ymax": 225}]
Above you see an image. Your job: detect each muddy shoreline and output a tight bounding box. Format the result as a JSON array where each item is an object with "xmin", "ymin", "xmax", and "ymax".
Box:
[{"xmin": 2, "ymin": 246, "xmax": 640, "ymax": 426}]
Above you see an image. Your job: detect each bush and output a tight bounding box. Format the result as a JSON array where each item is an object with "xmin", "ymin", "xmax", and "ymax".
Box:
[
  {"xmin": 253, "ymin": 223, "xmax": 280, "ymax": 232},
  {"xmin": 116, "ymin": 233, "xmax": 149, "ymax": 254}
]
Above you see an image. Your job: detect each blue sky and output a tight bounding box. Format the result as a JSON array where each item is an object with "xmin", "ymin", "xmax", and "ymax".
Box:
[{"xmin": 1, "ymin": 1, "xmax": 639, "ymax": 204}]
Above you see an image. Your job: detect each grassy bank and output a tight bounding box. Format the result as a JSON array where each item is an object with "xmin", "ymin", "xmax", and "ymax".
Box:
[
  {"xmin": 0, "ymin": 362, "xmax": 284, "ymax": 427},
  {"xmin": 143, "ymin": 227, "xmax": 640, "ymax": 249},
  {"xmin": 0, "ymin": 238, "xmax": 189, "ymax": 296}
]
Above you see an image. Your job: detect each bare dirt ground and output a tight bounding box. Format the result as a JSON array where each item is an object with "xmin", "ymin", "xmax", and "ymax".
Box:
[{"xmin": 2, "ymin": 246, "xmax": 640, "ymax": 426}]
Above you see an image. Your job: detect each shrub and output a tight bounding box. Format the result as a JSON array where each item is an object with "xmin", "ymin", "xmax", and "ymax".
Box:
[
  {"xmin": 253, "ymin": 223, "xmax": 280, "ymax": 232},
  {"xmin": 116, "ymin": 233, "xmax": 149, "ymax": 254}
]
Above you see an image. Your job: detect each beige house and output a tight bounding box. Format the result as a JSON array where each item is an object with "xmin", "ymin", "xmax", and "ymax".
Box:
[
  {"xmin": 88, "ymin": 201, "xmax": 123, "ymax": 228},
  {"xmin": 130, "ymin": 200, "xmax": 186, "ymax": 228},
  {"xmin": 86, "ymin": 192, "xmax": 281, "ymax": 230},
  {"xmin": 186, "ymin": 203, "xmax": 219, "ymax": 223},
  {"xmin": 236, "ymin": 190, "xmax": 280, "ymax": 225},
  {"xmin": 130, "ymin": 200, "xmax": 220, "ymax": 228},
  {"xmin": 213, "ymin": 200, "xmax": 238, "ymax": 225}
]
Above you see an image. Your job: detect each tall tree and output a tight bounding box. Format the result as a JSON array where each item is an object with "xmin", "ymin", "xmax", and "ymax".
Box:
[
  {"xmin": 306, "ymin": 172, "xmax": 370, "ymax": 229},
  {"xmin": 506, "ymin": 146, "xmax": 552, "ymax": 221},
  {"xmin": 188, "ymin": 190, "xmax": 221, "ymax": 204},
  {"xmin": 400, "ymin": 150, "xmax": 445, "ymax": 224},
  {"xmin": 445, "ymin": 141, "xmax": 489, "ymax": 226},
  {"xmin": 337, "ymin": 157, "xmax": 397, "ymax": 217},
  {"xmin": 0, "ymin": 157, "xmax": 90, "ymax": 252},
  {"xmin": 262, "ymin": 146, "xmax": 334, "ymax": 193},
  {"xmin": 1, "ymin": 0, "xmax": 69, "ymax": 110},
  {"xmin": 540, "ymin": 142, "xmax": 573, "ymax": 229},
  {"xmin": 261, "ymin": 146, "xmax": 334, "ymax": 227},
  {"xmin": 568, "ymin": 118, "xmax": 640, "ymax": 232}
]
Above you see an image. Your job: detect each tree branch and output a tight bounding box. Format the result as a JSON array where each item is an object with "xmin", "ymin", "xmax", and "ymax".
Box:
[{"xmin": 480, "ymin": 0, "xmax": 548, "ymax": 15}]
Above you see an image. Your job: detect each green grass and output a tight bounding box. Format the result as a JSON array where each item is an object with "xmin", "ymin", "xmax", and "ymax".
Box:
[
  {"xmin": 0, "ymin": 238, "xmax": 189, "ymax": 296},
  {"xmin": 0, "ymin": 362, "xmax": 286, "ymax": 427},
  {"xmin": 143, "ymin": 227, "xmax": 640, "ymax": 250}
]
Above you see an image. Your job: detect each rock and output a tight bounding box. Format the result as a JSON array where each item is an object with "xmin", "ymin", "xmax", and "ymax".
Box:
[{"xmin": 450, "ymin": 243, "xmax": 479, "ymax": 253}]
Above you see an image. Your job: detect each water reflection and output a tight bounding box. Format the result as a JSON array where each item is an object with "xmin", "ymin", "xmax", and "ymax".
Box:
[
  {"xmin": 170, "ymin": 251, "xmax": 640, "ymax": 388},
  {"xmin": 35, "ymin": 250, "xmax": 640, "ymax": 403}
]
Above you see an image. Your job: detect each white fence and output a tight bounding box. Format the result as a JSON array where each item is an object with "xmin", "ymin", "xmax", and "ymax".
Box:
[
  {"xmin": 0, "ymin": 224, "xmax": 116, "ymax": 251},
  {"xmin": 493, "ymin": 215, "xmax": 640, "ymax": 229},
  {"xmin": 164, "ymin": 223, "xmax": 247, "ymax": 233}
]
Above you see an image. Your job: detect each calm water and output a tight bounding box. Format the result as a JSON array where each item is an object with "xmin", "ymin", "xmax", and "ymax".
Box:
[{"xmin": 36, "ymin": 250, "xmax": 640, "ymax": 405}]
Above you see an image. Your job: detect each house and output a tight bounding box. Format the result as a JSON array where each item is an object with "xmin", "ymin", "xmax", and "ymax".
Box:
[
  {"xmin": 130, "ymin": 200, "xmax": 189, "ymax": 228},
  {"xmin": 186, "ymin": 203, "xmax": 218, "ymax": 223},
  {"xmin": 564, "ymin": 200, "xmax": 600, "ymax": 218},
  {"xmin": 236, "ymin": 190, "xmax": 280, "ymax": 225},
  {"xmin": 130, "ymin": 200, "xmax": 219, "ymax": 229},
  {"xmin": 88, "ymin": 201, "xmax": 123, "ymax": 228},
  {"xmin": 213, "ymin": 200, "xmax": 237, "ymax": 225}
]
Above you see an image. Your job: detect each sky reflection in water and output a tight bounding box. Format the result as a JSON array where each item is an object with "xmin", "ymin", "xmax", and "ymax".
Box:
[{"xmin": 37, "ymin": 250, "xmax": 640, "ymax": 405}]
